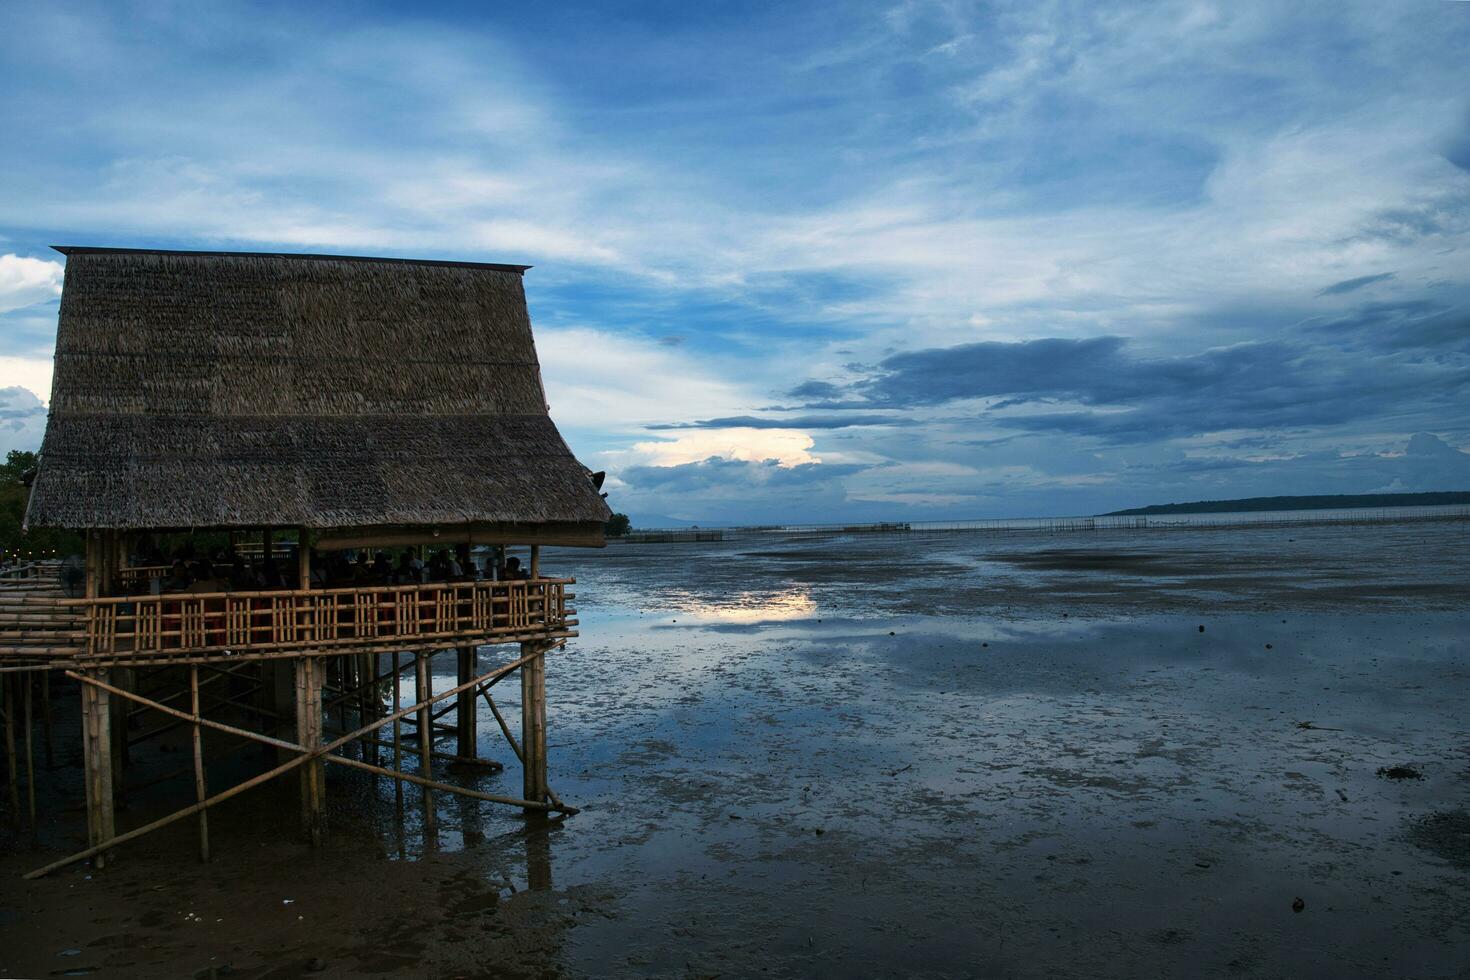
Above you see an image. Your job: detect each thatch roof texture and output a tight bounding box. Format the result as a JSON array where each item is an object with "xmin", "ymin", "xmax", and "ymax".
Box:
[{"xmin": 26, "ymin": 248, "xmax": 611, "ymax": 537}]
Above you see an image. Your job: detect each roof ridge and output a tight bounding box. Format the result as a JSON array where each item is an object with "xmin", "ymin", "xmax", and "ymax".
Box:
[{"xmin": 52, "ymin": 246, "xmax": 532, "ymax": 274}]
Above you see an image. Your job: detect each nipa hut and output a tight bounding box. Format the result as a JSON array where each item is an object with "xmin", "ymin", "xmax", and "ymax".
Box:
[{"xmin": 6, "ymin": 246, "xmax": 611, "ymax": 878}]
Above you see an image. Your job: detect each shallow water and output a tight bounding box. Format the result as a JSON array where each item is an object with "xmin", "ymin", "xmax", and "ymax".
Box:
[{"xmin": 3, "ymin": 521, "xmax": 1468, "ymax": 978}]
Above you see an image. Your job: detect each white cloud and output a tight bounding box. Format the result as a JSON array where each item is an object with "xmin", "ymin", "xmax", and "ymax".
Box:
[
  {"xmin": 0, "ymin": 359, "xmax": 52, "ymax": 405},
  {"xmin": 0, "ymin": 384, "xmax": 48, "ymax": 456},
  {"xmin": 629, "ymin": 429, "xmax": 818, "ymax": 468},
  {"xmin": 536, "ymin": 326, "xmax": 751, "ymax": 434},
  {"xmin": 0, "ymin": 255, "xmax": 63, "ymax": 314}
]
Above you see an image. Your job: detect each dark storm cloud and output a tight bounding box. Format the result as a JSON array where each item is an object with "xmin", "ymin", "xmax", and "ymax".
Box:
[
  {"xmin": 851, "ymin": 336, "xmax": 1286, "ymax": 410},
  {"xmin": 791, "ymin": 325, "xmax": 1470, "ymax": 444},
  {"xmin": 1311, "ymin": 299, "xmax": 1470, "ymax": 353},
  {"xmin": 1317, "ymin": 272, "xmax": 1395, "ymax": 296},
  {"xmin": 786, "ymin": 380, "xmax": 846, "ymax": 401},
  {"xmin": 647, "ymin": 414, "xmax": 909, "ymax": 431}
]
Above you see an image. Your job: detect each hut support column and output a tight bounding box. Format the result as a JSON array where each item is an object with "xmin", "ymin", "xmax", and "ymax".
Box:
[
  {"xmin": 295, "ymin": 656, "xmax": 324, "ymax": 846},
  {"xmin": 189, "ymin": 666, "xmax": 209, "ymax": 862},
  {"xmin": 456, "ymin": 647, "xmax": 477, "ymax": 759},
  {"xmin": 415, "ymin": 652, "xmax": 436, "ymax": 829},
  {"xmin": 80, "ymin": 668, "xmax": 115, "ymax": 868},
  {"xmin": 520, "ymin": 642, "xmax": 548, "ymax": 811}
]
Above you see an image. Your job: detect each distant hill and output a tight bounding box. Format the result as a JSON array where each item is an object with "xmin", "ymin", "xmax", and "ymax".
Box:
[{"xmin": 1102, "ymin": 491, "xmax": 1470, "ymax": 516}]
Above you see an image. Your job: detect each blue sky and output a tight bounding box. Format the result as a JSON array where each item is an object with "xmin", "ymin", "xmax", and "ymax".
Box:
[{"xmin": 2, "ymin": 1, "xmax": 1468, "ymax": 524}]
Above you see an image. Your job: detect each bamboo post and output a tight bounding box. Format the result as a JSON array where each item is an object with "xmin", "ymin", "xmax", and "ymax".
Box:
[
  {"xmin": 392, "ymin": 652, "xmax": 403, "ymax": 810},
  {"xmin": 189, "ymin": 666, "xmax": 209, "ymax": 862},
  {"xmin": 483, "ymin": 687, "xmax": 574, "ymax": 814},
  {"xmin": 415, "ymin": 652, "xmax": 435, "ymax": 829},
  {"xmin": 456, "ymin": 646, "xmax": 477, "ymax": 759},
  {"xmin": 520, "ymin": 642, "xmax": 547, "ymax": 811},
  {"xmin": 80, "ymin": 668, "xmax": 115, "ymax": 868},
  {"xmin": 295, "ymin": 657, "xmax": 324, "ymax": 845},
  {"xmin": 529, "ymin": 545, "xmax": 540, "ymax": 579}
]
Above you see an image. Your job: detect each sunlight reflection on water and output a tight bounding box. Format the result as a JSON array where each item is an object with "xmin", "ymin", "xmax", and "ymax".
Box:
[{"xmin": 658, "ymin": 585, "xmax": 817, "ymax": 623}]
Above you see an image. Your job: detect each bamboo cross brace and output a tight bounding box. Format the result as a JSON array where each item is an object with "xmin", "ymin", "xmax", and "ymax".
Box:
[
  {"xmin": 26, "ymin": 646, "xmax": 555, "ymax": 879},
  {"xmin": 480, "ymin": 687, "xmax": 576, "ymax": 815}
]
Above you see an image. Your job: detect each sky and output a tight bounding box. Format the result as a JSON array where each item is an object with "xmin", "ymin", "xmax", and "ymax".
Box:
[{"xmin": 1, "ymin": 1, "xmax": 1468, "ymax": 525}]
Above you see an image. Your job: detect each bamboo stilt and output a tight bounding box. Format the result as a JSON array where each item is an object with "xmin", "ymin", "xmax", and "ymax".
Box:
[
  {"xmin": 80, "ymin": 668, "xmax": 115, "ymax": 869},
  {"xmin": 482, "ymin": 687, "xmax": 574, "ymax": 813},
  {"xmin": 295, "ymin": 657, "xmax": 324, "ymax": 845},
  {"xmin": 189, "ymin": 666, "xmax": 209, "ymax": 862},
  {"xmin": 520, "ymin": 642, "xmax": 547, "ymax": 811},
  {"xmin": 415, "ymin": 652, "xmax": 435, "ymax": 829}
]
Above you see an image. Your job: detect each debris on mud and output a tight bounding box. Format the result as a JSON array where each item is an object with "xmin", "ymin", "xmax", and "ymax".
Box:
[
  {"xmin": 1291, "ymin": 898, "xmax": 1305, "ymax": 913},
  {"xmin": 1377, "ymin": 766, "xmax": 1424, "ymax": 781}
]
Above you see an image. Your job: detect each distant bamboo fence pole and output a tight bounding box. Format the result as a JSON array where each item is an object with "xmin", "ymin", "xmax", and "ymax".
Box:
[
  {"xmin": 416, "ymin": 652, "xmax": 435, "ymax": 829},
  {"xmin": 189, "ymin": 666, "xmax": 209, "ymax": 862}
]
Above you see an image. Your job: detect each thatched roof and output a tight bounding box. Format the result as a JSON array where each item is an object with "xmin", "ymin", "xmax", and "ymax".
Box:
[{"xmin": 26, "ymin": 248, "xmax": 610, "ymax": 541}]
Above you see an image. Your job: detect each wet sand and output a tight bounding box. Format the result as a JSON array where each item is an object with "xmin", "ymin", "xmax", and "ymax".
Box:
[{"xmin": 3, "ymin": 520, "xmax": 1468, "ymax": 978}]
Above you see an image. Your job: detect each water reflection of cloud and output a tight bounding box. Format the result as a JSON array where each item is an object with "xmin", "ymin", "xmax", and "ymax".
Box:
[{"xmin": 664, "ymin": 586, "xmax": 816, "ymax": 624}]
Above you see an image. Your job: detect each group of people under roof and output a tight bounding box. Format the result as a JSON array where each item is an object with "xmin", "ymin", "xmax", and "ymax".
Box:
[{"xmin": 129, "ymin": 538, "xmax": 534, "ymax": 595}]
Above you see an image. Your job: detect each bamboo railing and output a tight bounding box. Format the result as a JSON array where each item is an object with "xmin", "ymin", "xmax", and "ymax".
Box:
[{"xmin": 64, "ymin": 579, "xmax": 574, "ymax": 663}]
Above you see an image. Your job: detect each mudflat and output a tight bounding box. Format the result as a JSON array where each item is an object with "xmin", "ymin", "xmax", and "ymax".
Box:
[{"xmin": 3, "ymin": 520, "xmax": 1467, "ymax": 978}]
